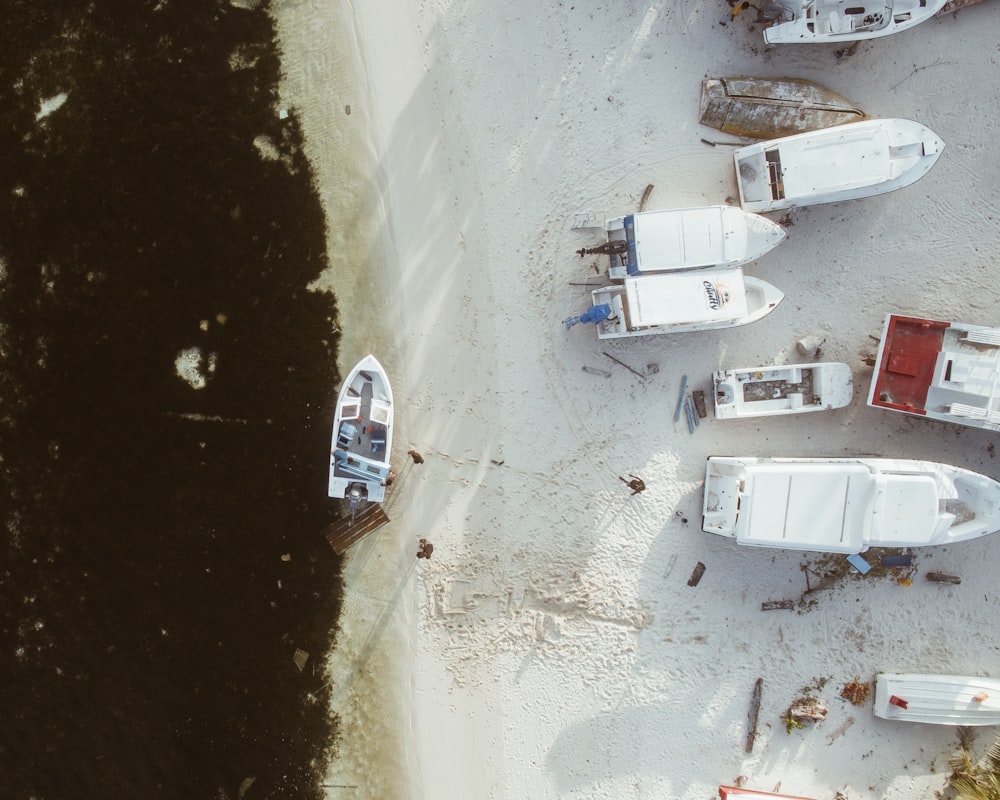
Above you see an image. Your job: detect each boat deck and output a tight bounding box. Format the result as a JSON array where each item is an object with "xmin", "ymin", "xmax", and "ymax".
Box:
[{"xmin": 869, "ymin": 315, "xmax": 948, "ymax": 415}]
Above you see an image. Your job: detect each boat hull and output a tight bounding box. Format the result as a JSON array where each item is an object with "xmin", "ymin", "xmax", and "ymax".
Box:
[
  {"xmin": 700, "ymin": 77, "xmax": 866, "ymax": 139},
  {"xmin": 702, "ymin": 456, "xmax": 1000, "ymax": 553},
  {"xmin": 328, "ymin": 355, "xmax": 394, "ymax": 505},
  {"xmin": 734, "ymin": 118, "xmax": 944, "ymax": 213},
  {"xmin": 874, "ymin": 674, "xmax": 1000, "ymax": 725},
  {"xmin": 763, "ymin": 0, "xmax": 948, "ymax": 43},
  {"xmin": 720, "ymin": 787, "xmax": 816, "ymax": 800},
  {"xmin": 604, "ymin": 205, "xmax": 786, "ymax": 279},
  {"xmin": 713, "ymin": 362, "xmax": 853, "ymax": 418},
  {"xmin": 588, "ymin": 270, "xmax": 784, "ymax": 339}
]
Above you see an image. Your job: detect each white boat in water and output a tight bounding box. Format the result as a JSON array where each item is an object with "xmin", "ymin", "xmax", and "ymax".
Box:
[
  {"xmin": 702, "ymin": 456, "xmax": 1000, "ymax": 553},
  {"xmin": 719, "ymin": 787, "xmax": 816, "ymax": 800},
  {"xmin": 328, "ymin": 354, "xmax": 394, "ymax": 514},
  {"xmin": 762, "ymin": 0, "xmax": 948, "ymax": 44},
  {"xmin": 868, "ymin": 314, "xmax": 1000, "ymax": 433},
  {"xmin": 734, "ymin": 118, "xmax": 944, "ymax": 213},
  {"xmin": 564, "ymin": 267, "xmax": 784, "ymax": 340},
  {"xmin": 874, "ymin": 673, "xmax": 1000, "ymax": 726},
  {"xmin": 595, "ymin": 206, "xmax": 785, "ymax": 280},
  {"xmin": 713, "ymin": 362, "xmax": 853, "ymax": 419},
  {"xmin": 700, "ymin": 77, "xmax": 867, "ymax": 139}
]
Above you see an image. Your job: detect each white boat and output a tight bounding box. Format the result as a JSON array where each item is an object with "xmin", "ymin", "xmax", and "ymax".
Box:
[
  {"xmin": 874, "ymin": 674, "xmax": 1000, "ymax": 726},
  {"xmin": 597, "ymin": 206, "xmax": 786, "ymax": 280},
  {"xmin": 734, "ymin": 118, "xmax": 944, "ymax": 213},
  {"xmin": 701, "ymin": 456, "xmax": 1000, "ymax": 553},
  {"xmin": 328, "ymin": 355, "xmax": 394, "ymax": 514},
  {"xmin": 868, "ymin": 314, "xmax": 1000, "ymax": 433},
  {"xmin": 564, "ymin": 267, "xmax": 784, "ymax": 340},
  {"xmin": 763, "ymin": 0, "xmax": 948, "ymax": 44},
  {"xmin": 714, "ymin": 362, "xmax": 854, "ymax": 419},
  {"xmin": 719, "ymin": 787, "xmax": 816, "ymax": 800},
  {"xmin": 700, "ymin": 77, "xmax": 867, "ymax": 139}
]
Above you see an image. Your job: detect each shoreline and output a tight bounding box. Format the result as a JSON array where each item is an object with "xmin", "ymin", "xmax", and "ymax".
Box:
[{"xmin": 278, "ymin": 1, "xmax": 1000, "ymax": 798}]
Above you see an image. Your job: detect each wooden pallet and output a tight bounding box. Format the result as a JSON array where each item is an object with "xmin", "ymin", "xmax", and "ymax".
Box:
[{"xmin": 322, "ymin": 504, "xmax": 390, "ymax": 555}]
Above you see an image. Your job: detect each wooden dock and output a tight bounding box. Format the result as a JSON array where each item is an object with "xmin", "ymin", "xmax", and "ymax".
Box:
[{"xmin": 322, "ymin": 504, "xmax": 390, "ymax": 555}]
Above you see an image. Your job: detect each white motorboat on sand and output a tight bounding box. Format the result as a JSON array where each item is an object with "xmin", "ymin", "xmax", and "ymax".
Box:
[
  {"xmin": 593, "ymin": 205, "xmax": 785, "ymax": 280},
  {"xmin": 734, "ymin": 118, "xmax": 944, "ymax": 213},
  {"xmin": 328, "ymin": 354, "xmax": 394, "ymax": 516},
  {"xmin": 762, "ymin": 0, "xmax": 948, "ymax": 44},
  {"xmin": 702, "ymin": 456, "xmax": 1000, "ymax": 553},
  {"xmin": 868, "ymin": 314, "xmax": 1000, "ymax": 432},
  {"xmin": 564, "ymin": 267, "xmax": 784, "ymax": 340},
  {"xmin": 874, "ymin": 673, "xmax": 1000, "ymax": 726},
  {"xmin": 713, "ymin": 362, "xmax": 853, "ymax": 419}
]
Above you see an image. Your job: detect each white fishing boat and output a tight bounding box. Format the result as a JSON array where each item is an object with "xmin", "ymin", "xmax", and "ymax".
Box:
[
  {"xmin": 701, "ymin": 456, "xmax": 1000, "ymax": 553},
  {"xmin": 700, "ymin": 77, "xmax": 867, "ymax": 139},
  {"xmin": 593, "ymin": 205, "xmax": 786, "ymax": 280},
  {"xmin": 328, "ymin": 354, "xmax": 394, "ymax": 515},
  {"xmin": 762, "ymin": 0, "xmax": 948, "ymax": 44},
  {"xmin": 734, "ymin": 118, "xmax": 944, "ymax": 213},
  {"xmin": 719, "ymin": 787, "xmax": 816, "ymax": 800},
  {"xmin": 868, "ymin": 314, "xmax": 1000, "ymax": 433},
  {"xmin": 564, "ymin": 267, "xmax": 784, "ymax": 340},
  {"xmin": 874, "ymin": 673, "xmax": 1000, "ymax": 726},
  {"xmin": 714, "ymin": 362, "xmax": 854, "ymax": 419}
]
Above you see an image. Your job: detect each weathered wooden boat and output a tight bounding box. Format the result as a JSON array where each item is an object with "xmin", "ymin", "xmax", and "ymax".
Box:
[
  {"xmin": 868, "ymin": 314, "xmax": 1000, "ymax": 432},
  {"xmin": 874, "ymin": 673, "xmax": 1000, "ymax": 725},
  {"xmin": 328, "ymin": 354, "xmax": 394, "ymax": 515},
  {"xmin": 713, "ymin": 362, "xmax": 853, "ymax": 419},
  {"xmin": 762, "ymin": 0, "xmax": 948, "ymax": 44},
  {"xmin": 734, "ymin": 118, "xmax": 944, "ymax": 213},
  {"xmin": 700, "ymin": 77, "xmax": 867, "ymax": 139},
  {"xmin": 720, "ymin": 787, "xmax": 816, "ymax": 800},
  {"xmin": 564, "ymin": 267, "xmax": 784, "ymax": 340},
  {"xmin": 702, "ymin": 456, "xmax": 1000, "ymax": 553},
  {"xmin": 599, "ymin": 205, "xmax": 786, "ymax": 280}
]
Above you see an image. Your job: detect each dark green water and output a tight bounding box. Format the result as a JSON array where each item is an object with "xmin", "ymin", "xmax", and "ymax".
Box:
[{"xmin": 0, "ymin": 1, "xmax": 345, "ymax": 797}]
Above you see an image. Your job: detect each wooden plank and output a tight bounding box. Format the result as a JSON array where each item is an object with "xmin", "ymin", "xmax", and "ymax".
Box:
[
  {"xmin": 322, "ymin": 504, "xmax": 390, "ymax": 555},
  {"xmin": 746, "ymin": 677, "xmax": 763, "ymax": 753}
]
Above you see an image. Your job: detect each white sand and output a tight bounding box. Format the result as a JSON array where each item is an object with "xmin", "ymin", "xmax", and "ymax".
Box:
[{"xmin": 273, "ymin": 1, "xmax": 1000, "ymax": 797}]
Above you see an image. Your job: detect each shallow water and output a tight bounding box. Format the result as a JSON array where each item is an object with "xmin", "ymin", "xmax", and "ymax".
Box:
[{"xmin": 0, "ymin": 2, "xmax": 348, "ymax": 797}]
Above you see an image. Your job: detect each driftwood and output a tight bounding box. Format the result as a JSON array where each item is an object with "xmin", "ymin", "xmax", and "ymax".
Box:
[
  {"xmin": 687, "ymin": 561, "xmax": 706, "ymax": 587},
  {"xmin": 746, "ymin": 677, "xmax": 763, "ymax": 753},
  {"xmin": 926, "ymin": 571, "xmax": 962, "ymax": 585},
  {"xmin": 761, "ymin": 599, "xmax": 795, "ymax": 611},
  {"xmin": 638, "ymin": 183, "xmax": 654, "ymax": 212}
]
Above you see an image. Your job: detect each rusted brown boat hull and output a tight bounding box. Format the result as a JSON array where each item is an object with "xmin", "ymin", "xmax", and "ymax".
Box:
[{"xmin": 700, "ymin": 77, "xmax": 867, "ymax": 140}]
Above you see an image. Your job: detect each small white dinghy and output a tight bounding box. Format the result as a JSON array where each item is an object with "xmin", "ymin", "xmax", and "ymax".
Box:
[
  {"xmin": 702, "ymin": 456, "xmax": 1000, "ymax": 553},
  {"xmin": 564, "ymin": 267, "xmax": 784, "ymax": 340},
  {"xmin": 762, "ymin": 0, "xmax": 948, "ymax": 44},
  {"xmin": 594, "ymin": 206, "xmax": 786, "ymax": 280},
  {"xmin": 328, "ymin": 355, "xmax": 394, "ymax": 516},
  {"xmin": 874, "ymin": 674, "xmax": 1000, "ymax": 726},
  {"xmin": 713, "ymin": 362, "xmax": 853, "ymax": 419},
  {"xmin": 734, "ymin": 118, "xmax": 944, "ymax": 213}
]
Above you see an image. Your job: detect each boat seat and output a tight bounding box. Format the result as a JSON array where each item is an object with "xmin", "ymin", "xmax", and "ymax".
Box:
[
  {"xmin": 370, "ymin": 429, "xmax": 386, "ymax": 453},
  {"xmin": 338, "ymin": 421, "xmax": 358, "ymax": 448}
]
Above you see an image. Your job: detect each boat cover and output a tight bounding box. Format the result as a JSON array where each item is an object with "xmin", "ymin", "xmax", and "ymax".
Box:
[{"xmin": 737, "ymin": 462, "xmax": 875, "ymax": 551}]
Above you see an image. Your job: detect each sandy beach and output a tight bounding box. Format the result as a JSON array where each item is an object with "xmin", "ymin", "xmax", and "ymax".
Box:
[{"xmin": 274, "ymin": 1, "xmax": 1000, "ymax": 797}]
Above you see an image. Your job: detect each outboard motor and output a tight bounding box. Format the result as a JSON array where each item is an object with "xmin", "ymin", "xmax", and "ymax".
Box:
[{"xmin": 348, "ymin": 483, "xmax": 365, "ymax": 523}]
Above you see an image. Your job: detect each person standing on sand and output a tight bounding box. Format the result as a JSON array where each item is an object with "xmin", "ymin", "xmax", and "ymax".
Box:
[
  {"xmin": 619, "ymin": 474, "xmax": 646, "ymax": 495},
  {"xmin": 417, "ymin": 538, "xmax": 434, "ymax": 559},
  {"xmin": 408, "ymin": 449, "xmax": 425, "ymax": 465}
]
